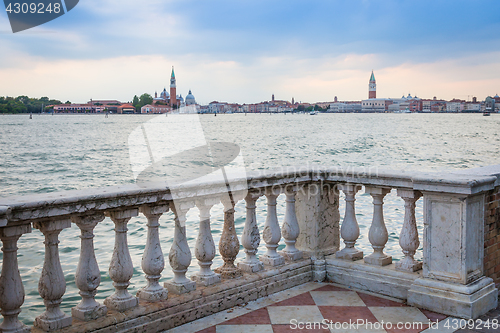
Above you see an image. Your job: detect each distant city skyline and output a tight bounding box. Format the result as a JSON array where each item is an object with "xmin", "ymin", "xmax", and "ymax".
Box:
[{"xmin": 1, "ymin": 1, "xmax": 500, "ymax": 104}]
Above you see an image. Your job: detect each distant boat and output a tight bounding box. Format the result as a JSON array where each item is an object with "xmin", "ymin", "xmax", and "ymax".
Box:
[
  {"xmin": 309, "ymin": 111, "xmax": 318, "ymax": 115},
  {"xmin": 483, "ymin": 111, "xmax": 491, "ymax": 116}
]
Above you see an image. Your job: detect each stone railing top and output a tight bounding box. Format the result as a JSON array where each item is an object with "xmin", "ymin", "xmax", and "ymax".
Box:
[{"xmin": 0, "ymin": 165, "xmax": 498, "ymax": 227}]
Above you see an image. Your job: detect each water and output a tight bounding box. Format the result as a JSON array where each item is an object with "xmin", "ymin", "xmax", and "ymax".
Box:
[{"xmin": 1, "ymin": 113, "xmax": 499, "ymax": 325}]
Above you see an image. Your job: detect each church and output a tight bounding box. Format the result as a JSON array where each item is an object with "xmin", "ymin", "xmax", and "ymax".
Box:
[{"xmin": 152, "ymin": 67, "xmax": 196, "ymax": 108}]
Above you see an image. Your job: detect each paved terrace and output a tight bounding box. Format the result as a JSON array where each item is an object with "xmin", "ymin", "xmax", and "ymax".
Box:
[{"xmin": 0, "ymin": 165, "xmax": 499, "ymax": 332}]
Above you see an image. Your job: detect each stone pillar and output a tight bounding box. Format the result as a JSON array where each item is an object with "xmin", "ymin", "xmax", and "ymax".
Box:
[
  {"xmin": 395, "ymin": 189, "xmax": 422, "ymax": 272},
  {"xmin": 71, "ymin": 213, "xmax": 107, "ymax": 321},
  {"xmin": 364, "ymin": 187, "xmax": 392, "ymax": 266},
  {"xmin": 104, "ymin": 209, "xmax": 139, "ymax": 312},
  {"xmin": 260, "ymin": 188, "xmax": 285, "ymax": 266},
  {"xmin": 408, "ymin": 192, "xmax": 498, "ymax": 319},
  {"xmin": 192, "ymin": 198, "xmax": 221, "ymax": 286},
  {"xmin": 0, "ymin": 224, "xmax": 31, "ymax": 333},
  {"xmin": 165, "ymin": 202, "xmax": 196, "ymax": 294},
  {"xmin": 214, "ymin": 196, "xmax": 243, "ymax": 278},
  {"xmin": 336, "ymin": 184, "xmax": 363, "ymax": 261},
  {"xmin": 238, "ymin": 192, "xmax": 264, "ymax": 273},
  {"xmin": 280, "ymin": 185, "xmax": 303, "ymax": 261},
  {"xmin": 137, "ymin": 204, "xmax": 169, "ymax": 301},
  {"xmin": 33, "ymin": 219, "xmax": 73, "ymax": 331}
]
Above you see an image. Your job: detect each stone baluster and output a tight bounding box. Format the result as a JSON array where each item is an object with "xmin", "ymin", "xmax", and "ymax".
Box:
[
  {"xmin": 104, "ymin": 209, "xmax": 139, "ymax": 312},
  {"xmin": 71, "ymin": 213, "xmax": 107, "ymax": 321},
  {"xmin": 137, "ymin": 204, "xmax": 169, "ymax": 301},
  {"xmin": 215, "ymin": 195, "xmax": 243, "ymax": 278},
  {"xmin": 0, "ymin": 224, "xmax": 31, "ymax": 333},
  {"xmin": 238, "ymin": 192, "xmax": 264, "ymax": 273},
  {"xmin": 33, "ymin": 219, "xmax": 73, "ymax": 331},
  {"xmin": 192, "ymin": 199, "xmax": 221, "ymax": 286},
  {"xmin": 165, "ymin": 202, "xmax": 196, "ymax": 294},
  {"xmin": 396, "ymin": 189, "xmax": 423, "ymax": 272},
  {"xmin": 336, "ymin": 184, "xmax": 363, "ymax": 260},
  {"xmin": 260, "ymin": 188, "xmax": 285, "ymax": 266},
  {"xmin": 364, "ymin": 187, "xmax": 392, "ymax": 266},
  {"xmin": 280, "ymin": 185, "xmax": 303, "ymax": 261}
]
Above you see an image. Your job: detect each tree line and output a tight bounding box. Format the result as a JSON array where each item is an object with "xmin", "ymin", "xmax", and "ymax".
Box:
[{"xmin": 0, "ymin": 96, "xmax": 62, "ymax": 114}]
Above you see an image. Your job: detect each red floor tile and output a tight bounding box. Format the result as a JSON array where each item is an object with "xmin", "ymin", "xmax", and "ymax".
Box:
[
  {"xmin": 269, "ymin": 292, "xmax": 317, "ymax": 306},
  {"xmin": 313, "ymin": 284, "xmax": 350, "ymax": 292},
  {"xmin": 218, "ymin": 307, "xmax": 271, "ymax": 325},
  {"xmin": 357, "ymin": 292, "xmax": 407, "ymax": 307},
  {"xmin": 318, "ymin": 305, "xmax": 379, "ymax": 323},
  {"xmin": 384, "ymin": 324, "xmax": 429, "ymax": 333},
  {"xmin": 419, "ymin": 308, "xmax": 448, "ymax": 322},
  {"xmin": 272, "ymin": 324, "xmax": 331, "ymax": 333}
]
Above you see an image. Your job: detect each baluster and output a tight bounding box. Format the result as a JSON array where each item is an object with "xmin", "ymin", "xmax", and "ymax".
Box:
[
  {"xmin": 280, "ymin": 185, "xmax": 303, "ymax": 261},
  {"xmin": 364, "ymin": 187, "xmax": 392, "ymax": 266},
  {"xmin": 192, "ymin": 199, "xmax": 221, "ymax": 286},
  {"xmin": 336, "ymin": 184, "xmax": 363, "ymax": 260},
  {"xmin": 238, "ymin": 192, "xmax": 264, "ymax": 273},
  {"xmin": 165, "ymin": 202, "xmax": 196, "ymax": 294},
  {"xmin": 104, "ymin": 209, "xmax": 139, "ymax": 312},
  {"xmin": 396, "ymin": 189, "xmax": 423, "ymax": 272},
  {"xmin": 214, "ymin": 195, "xmax": 243, "ymax": 278},
  {"xmin": 260, "ymin": 188, "xmax": 285, "ymax": 266},
  {"xmin": 0, "ymin": 224, "xmax": 31, "ymax": 333},
  {"xmin": 137, "ymin": 204, "xmax": 169, "ymax": 301},
  {"xmin": 71, "ymin": 213, "xmax": 107, "ymax": 321},
  {"xmin": 33, "ymin": 219, "xmax": 72, "ymax": 331}
]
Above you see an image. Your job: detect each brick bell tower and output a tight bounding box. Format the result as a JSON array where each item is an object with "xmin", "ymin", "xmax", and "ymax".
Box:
[
  {"xmin": 369, "ymin": 70, "xmax": 376, "ymax": 99},
  {"xmin": 170, "ymin": 66, "xmax": 177, "ymax": 107}
]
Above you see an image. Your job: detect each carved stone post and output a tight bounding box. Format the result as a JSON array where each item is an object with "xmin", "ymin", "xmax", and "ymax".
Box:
[
  {"xmin": 395, "ymin": 189, "xmax": 422, "ymax": 272},
  {"xmin": 214, "ymin": 196, "xmax": 243, "ymax": 278},
  {"xmin": 104, "ymin": 209, "xmax": 139, "ymax": 312},
  {"xmin": 280, "ymin": 185, "xmax": 303, "ymax": 261},
  {"xmin": 71, "ymin": 213, "xmax": 107, "ymax": 321},
  {"xmin": 192, "ymin": 199, "xmax": 221, "ymax": 286},
  {"xmin": 0, "ymin": 224, "xmax": 31, "ymax": 333},
  {"xmin": 364, "ymin": 187, "xmax": 392, "ymax": 266},
  {"xmin": 238, "ymin": 192, "xmax": 264, "ymax": 273},
  {"xmin": 137, "ymin": 204, "xmax": 169, "ymax": 301},
  {"xmin": 260, "ymin": 188, "xmax": 285, "ymax": 266},
  {"xmin": 336, "ymin": 184, "xmax": 363, "ymax": 260},
  {"xmin": 165, "ymin": 202, "xmax": 196, "ymax": 294},
  {"xmin": 33, "ymin": 219, "xmax": 73, "ymax": 331}
]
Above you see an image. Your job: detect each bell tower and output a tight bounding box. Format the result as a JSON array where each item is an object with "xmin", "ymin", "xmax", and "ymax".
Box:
[
  {"xmin": 369, "ymin": 70, "xmax": 376, "ymax": 99},
  {"xmin": 170, "ymin": 66, "xmax": 177, "ymax": 107}
]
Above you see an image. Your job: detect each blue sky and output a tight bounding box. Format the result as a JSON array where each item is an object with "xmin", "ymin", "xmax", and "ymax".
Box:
[{"xmin": 1, "ymin": 0, "xmax": 500, "ymax": 104}]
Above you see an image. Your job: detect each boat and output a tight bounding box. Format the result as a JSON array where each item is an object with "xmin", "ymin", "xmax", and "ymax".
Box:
[
  {"xmin": 309, "ymin": 111, "xmax": 318, "ymax": 115},
  {"xmin": 483, "ymin": 111, "xmax": 491, "ymax": 116}
]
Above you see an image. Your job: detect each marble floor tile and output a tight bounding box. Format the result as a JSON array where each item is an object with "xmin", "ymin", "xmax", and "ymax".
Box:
[
  {"xmin": 269, "ymin": 292, "xmax": 317, "ymax": 306},
  {"xmin": 218, "ymin": 308, "xmax": 270, "ymax": 325},
  {"xmin": 369, "ymin": 307, "xmax": 430, "ymax": 325},
  {"xmin": 319, "ymin": 306, "xmax": 379, "ymax": 324},
  {"xmin": 267, "ymin": 305, "xmax": 325, "ymax": 325},
  {"xmin": 215, "ymin": 324, "xmax": 273, "ymax": 333},
  {"xmin": 310, "ymin": 291, "xmax": 366, "ymax": 307}
]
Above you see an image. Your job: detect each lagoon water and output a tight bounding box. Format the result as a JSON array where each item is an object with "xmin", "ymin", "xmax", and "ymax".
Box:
[{"xmin": 1, "ymin": 113, "xmax": 500, "ymax": 324}]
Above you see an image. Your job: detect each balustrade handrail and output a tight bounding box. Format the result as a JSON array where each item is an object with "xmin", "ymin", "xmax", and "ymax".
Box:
[{"xmin": 0, "ymin": 165, "xmax": 499, "ymax": 227}]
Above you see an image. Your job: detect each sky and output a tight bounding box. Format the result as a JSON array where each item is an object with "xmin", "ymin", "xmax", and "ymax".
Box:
[{"xmin": 1, "ymin": 0, "xmax": 500, "ymax": 105}]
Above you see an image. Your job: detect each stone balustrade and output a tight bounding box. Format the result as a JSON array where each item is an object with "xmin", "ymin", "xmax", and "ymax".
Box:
[{"xmin": 0, "ymin": 166, "xmax": 499, "ymax": 332}]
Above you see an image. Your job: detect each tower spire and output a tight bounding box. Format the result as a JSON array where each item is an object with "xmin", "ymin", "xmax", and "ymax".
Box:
[{"xmin": 369, "ymin": 70, "xmax": 376, "ymax": 99}]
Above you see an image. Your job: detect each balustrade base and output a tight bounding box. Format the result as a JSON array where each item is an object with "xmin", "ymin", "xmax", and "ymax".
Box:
[
  {"xmin": 214, "ymin": 265, "xmax": 243, "ymax": 279},
  {"xmin": 364, "ymin": 253, "xmax": 392, "ymax": 266},
  {"xmin": 103, "ymin": 295, "xmax": 138, "ymax": 312},
  {"xmin": 165, "ymin": 280, "xmax": 196, "ymax": 295},
  {"xmin": 192, "ymin": 273, "xmax": 221, "ymax": 287},
  {"xmin": 335, "ymin": 248, "xmax": 363, "ymax": 261},
  {"xmin": 136, "ymin": 288, "xmax": 168, "ymax": 302},
  {"xmin": 71, "ymin": 303, "xmax": 107, "ymax": 321},
  {"xmin": 34, "ymin": 313, "xmax": 72, "ymax": 332},
  {"xmin": 408, "ymin": 277, "xmax": 498, "ymax": 319},
  {"xmin": 279, "ymin": 250, "xmax": 303, "ymax": 262},
  {"xmin": 395, "ymin": 260, "xmax": 422, "ymax": 272},
  {"xmin": 238, "ymin": 260, "xmax": 264, "ymax": 273},
  {"xmin": 0, "ymin": 322, "xmax": 31, "ymax": 333},
  {"xmin": 260, "ymin": 254, "xmax": 285, "ymax": 267}
]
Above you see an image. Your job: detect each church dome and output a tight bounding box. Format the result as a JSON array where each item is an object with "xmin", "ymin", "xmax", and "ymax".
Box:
[
  {"xmin": 177, "ymin": 94, "xmax": 184, "ymax": 102},
  {"xmin": 160, "ymin": 88, "xmax": 169, "ymax": 99},
  {"xmin": 185, "ymin": 90, "xmax": 196, "ymax": 105}
]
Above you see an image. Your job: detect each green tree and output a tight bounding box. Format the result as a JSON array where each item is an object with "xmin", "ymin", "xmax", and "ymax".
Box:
[{"xmin": 139, "ymin": 93, "xmax": 153, "ymax": 107}]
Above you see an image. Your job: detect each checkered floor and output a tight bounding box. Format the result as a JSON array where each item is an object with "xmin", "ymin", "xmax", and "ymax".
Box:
[{"xmin": 167, "ymin": 282, "xmax": 461, "ymax": 333}]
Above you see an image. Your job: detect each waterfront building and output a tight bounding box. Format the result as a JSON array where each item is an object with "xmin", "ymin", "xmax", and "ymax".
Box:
[
  {"xmin": 151, "ymin": 67, "xmax": 196, "ymax": 110},
  {"xmin": 361, "ymin": 98, "xmax": 392, "ymax": 112},
  {"xmin": 446, "ymin": 99, "xmax": 465, "ymax": 112},
  {"xmin": 141, "ymin": 104, "xmax": 172, "ymax": 114}
]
